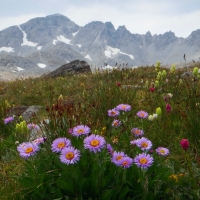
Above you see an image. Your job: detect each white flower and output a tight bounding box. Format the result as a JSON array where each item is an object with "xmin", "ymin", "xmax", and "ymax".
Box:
[
  {"xmin": 153, "ymin": 114, "xmax": 158, "ymax": 119},
  {"xmin": 167, "ymin": 93, "xmax": 173, "ymax": 98},
  {"xmin": 148, "ymin": 115, "xmax": 154, "ymax": 121}
]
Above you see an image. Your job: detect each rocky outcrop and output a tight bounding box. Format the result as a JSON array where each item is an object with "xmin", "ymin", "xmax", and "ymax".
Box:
[{"xmin": 42, "ymin": 60, "xmax": 91, "ymax": 78}]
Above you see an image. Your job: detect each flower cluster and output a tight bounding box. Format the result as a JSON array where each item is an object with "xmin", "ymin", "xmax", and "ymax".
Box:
[
  {"xmin": 111, "ymin": 151, "xmax": 133, "ymax": 168},
  {"xmin": 4, "ymin": 116, "xmax": 14, "ymax": 124}
]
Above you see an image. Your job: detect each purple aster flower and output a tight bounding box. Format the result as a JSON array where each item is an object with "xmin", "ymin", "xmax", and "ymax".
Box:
[
  {"xmin": 119, "ymin": 156, "xmax": 133, "ymax": 168},
  {"xmin": 68, "ymin": 128, "xmax": 73, "ymax": 134},
  {"xmin": 111, "ymin": 151, "xmax": 127, "ymax": 165},
  {"xmin": 17, "ymin": 142, "xmax": 28, "ymax": 151},
  {"xmin": 108, "ymin": 108, "xmax": 120, "ymax": 117},
  {"xmin": 136, "ymin": 111, "xmax": 148, "ymax": 118},
  {"xmin": 84, "ymin": 134, "xmax": 106, "ymax": 153},
  {"xmin": 17, "ymin": 142, "xmax": 40, "ymax": 159},
  {"xmin": 32, "ymin": 137, "xmax": 45, "ymax": 145},
  {"xmin": 116, "ymin": 104, "xmax": 131, "ymax": 111},
  {"xmin": 72, "ymin": 125, "xmax": 90, "ymax": 137},
  {"xmin": 135, "ymin": 137, "xmax": 152, "ymax": 151},
  {"xmin": 106, "ymin": 144, "xmax": 114, "ymax": 155},
  {"xmin": 134, "ymin": 152, "xmax": 154, "ymax": 169},
  {"xmin": 27, "ymin": 123, "xmax": 40, "ymax": 131},
  {"xmin": 4, "ymin": 116, "xmax": 14, "ymax": 124},
  {"xmin": 156, "ymin": 147, "xmax": 170, "ymax": 156},
  {"xmin": 51, "ymin": 138, "xmax": 71, "ymax": 153},
  {"xmin": 112, "ymin": 119, "xmax": 122, "ymax": 127},
  {"xmin": 59, "ymin": 146, "xmax": 80, "ymax": 165},
  {"xmin": 130, "ymin": 139, "xmax": 138, "ymax": 145},
  {"xmin": 131, "ymin": 128, "xmax": 144, "ymax": 137}
]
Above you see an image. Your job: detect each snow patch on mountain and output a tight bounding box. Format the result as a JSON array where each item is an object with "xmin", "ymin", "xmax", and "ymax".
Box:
[
  {"xmin": 104, "ymin": 46, "xmax": 134, "ymax": 60},
  {"xmin": 53, "ymin": 40, "xmax": 57, "ymax": 45},
  {"xmin": 104, "ymin": 46, "xmax": 120, "ymax": 58},
  {"xmin": 37, "ymin": 63, "xmax": 46, "ymax": 68},
  {"xmin": 0, "ymin": 47, "xmax": 14, "ymax": 52},
  {"xmin": 18, "ymin": 26, "xmax": 38, "ymax": 47},
  {"xmin": 120, "ymin": 52, "xmax": 134, "ymax": 60},
  {"xmin": 76, "ymin": 44, "xmax": 81, "ymax": 48},
  {"xmin": 56, "ymin": 35, "xmax": 71, "ymax": 45},
  {"xmin": 84, "ymin": 54, "xmax": 92, "ymax": 61},
  {"xmin": 37, "ymin": 46, "xmax": 42, "ymax": 50},
  {"xmin": 72, "ymin": 31, "xmax": 79, "ymax": 36},
  {"xmin": 17, "ymin": 67, "xmax": 24, "ymax": 71}
]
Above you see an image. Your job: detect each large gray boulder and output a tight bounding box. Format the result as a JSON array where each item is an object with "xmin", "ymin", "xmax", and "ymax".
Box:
[{"xmin": 42, "ymin": 60, "xmax": 91, "ymax": 78}]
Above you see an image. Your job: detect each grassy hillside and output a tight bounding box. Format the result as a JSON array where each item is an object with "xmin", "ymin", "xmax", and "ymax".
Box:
[{"xmin": 1, "ymin": 63, "xmax": 200, "ymax": 199}]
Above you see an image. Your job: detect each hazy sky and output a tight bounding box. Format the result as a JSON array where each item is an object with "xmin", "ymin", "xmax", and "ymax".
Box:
[{"xmin": 0, "ymin": 0, "xmax": 200, "ymax": 38}]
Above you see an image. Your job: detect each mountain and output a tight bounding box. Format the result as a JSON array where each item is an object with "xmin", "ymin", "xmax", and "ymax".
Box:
[{"xmin": 0, "ymin": 13, "xmax": 200, "ymax": 79}]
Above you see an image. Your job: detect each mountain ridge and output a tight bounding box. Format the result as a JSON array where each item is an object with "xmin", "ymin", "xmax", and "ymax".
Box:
[{"xmin": 0, "ymin": 13, "xmax": 199, "ymax": 80}]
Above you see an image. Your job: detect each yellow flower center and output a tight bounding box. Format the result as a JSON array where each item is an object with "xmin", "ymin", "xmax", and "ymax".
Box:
[
  {"xmin": 140, "ymin": 113, "xmax": 145, "ymax": 117},
  {"xmin": 65, "ymin": 152, "xmax": 74, "ymax": 160},
  {"xmin": 90, "ymin": 139, "xmax": 99, "ymax": 147},
  {"xmin": 135, "ymin": 130, "xmax": 141, "ymax": 135},
  {"xmin": 139, "ymin": 158, "xmax": 147, "ymax": 164},
  {"xmin": 116, "ymin": 155, "xmax": 123, "ymax": 161},
  {"xmin": 25, "ymin": 147, "xmax": 33, "ymax": 153},
  {"xmin": 77, "ymin": 129, "xmax": 84, "ymax": 134},
  {"xmin": 141, "ymin": 142, "xmax": 148, "ymax": 148},
  {"xmin": 159, "ymin": 149, "xmax": 165, "ymax": 154},
  {"xmin": 113, "ymin": 121, "xmax": 119, "ymax": 126},
  {"xmin": 122, "ymin": 105, "xmax": 126, "ymax": 109},
  {"xmin": 122, "ymin": 161, "xmax": 128, "ymax": 166},
  {"xmin": 111, "ymin": 111, "xmax": 116, "ymax": 115},
  {"xmin": 57, "ymin": 142, "xmax": 65, "ymax": 148}
]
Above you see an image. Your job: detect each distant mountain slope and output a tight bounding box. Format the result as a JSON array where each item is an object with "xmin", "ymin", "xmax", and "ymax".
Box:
[{"xmin": 0, "ymin": 13, "xmax": 200, "ymax": 79}]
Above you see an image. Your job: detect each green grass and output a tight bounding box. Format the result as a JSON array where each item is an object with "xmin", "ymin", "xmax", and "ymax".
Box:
[{"xmin": 1, "ymin": 64, "xmax": 200, "ymax": 199}]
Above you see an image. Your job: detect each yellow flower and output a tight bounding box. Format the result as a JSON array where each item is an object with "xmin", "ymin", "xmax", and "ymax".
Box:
[
  {"xmin": 80, "ymin": 82, "xmax": 85, "ymax": 87},
  {"xmin": 102, "ymin": 127, "xmax": 106, "ymax": 131},
  {"xmin": 169, "ymin": 174, "xmax": 178, "ymax": 182}
]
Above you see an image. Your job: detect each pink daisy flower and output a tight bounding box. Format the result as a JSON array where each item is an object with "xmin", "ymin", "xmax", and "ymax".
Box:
[
  {"xmin": 156, "ymin": 147, "xmax": 170, "ymax": 156},
  {"xmin": 108, "ymin": 108, "xmax": 120, "ymax": 117},
  {"xmin": 134, "ymin": 153, "xmax": 154, "ymax": 169},
  {"xmin": 136, "ymin": 111, "xmax": 148, "ymax": 118},
  {"xmin": 116, "ymin": 104, "xmax": 131, "ymax": 111},
  {"xmin": 84, "ymin": 134, "xmax": 106, "ymax": 153},
  {"xmin": 119, "ymin": 156, "xmax": 133, "ymax": 168},
  {"xmin": 111, "ymin": 151, "xmax": 127, "ymax": 165},
  {"xmin": 59, "ymin": 146, "xmax": 80, "ymax": 165},
  {"xmin": 4, "ymin": 116, "xmax": 14, "ymax": 124},
  {"xmin": 27, "ymin": 123, "xmax": 40, "ymax": 131},
  {"xmin": 112, "ymin": 119, "xmax": 122, "ymax": 127},
  {"xmin": 51, "ymin": 138, "xmax": 71, "ymax": 153},
  {"xmin": 131, "ymin": 128, "xmax": 144, "ymax": 137},
  {"xmin": 17, "ymin": 142, "xmax": 40, "ymax": 159},
  {"xmin": 72, "ymin": 125, "xmax": 90, "ymax": 137},
  {"xmin": 32, "ymin": 137, "xmax": 46, "ymax": 145},
  {"xmin": 135, "ymin": 137, "xmax": 152, "ymax": 151}
]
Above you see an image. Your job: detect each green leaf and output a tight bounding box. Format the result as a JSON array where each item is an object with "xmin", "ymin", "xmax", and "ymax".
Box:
[{"xmin": 99, "ymin": 189, "xmax": 114, "ymax": 200}]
